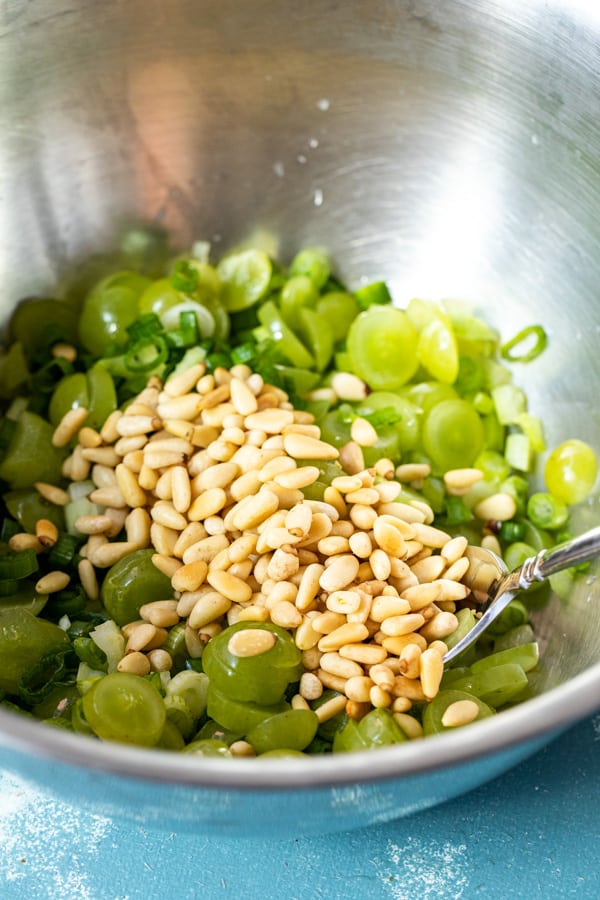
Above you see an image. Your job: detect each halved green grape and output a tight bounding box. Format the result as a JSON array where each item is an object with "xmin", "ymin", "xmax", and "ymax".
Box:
[
  {"xmin": 0, "ymin": 606, "xmax": 70, "ymax": 695},
  {"xmin": 449, "ymin": 663, "xmax": 529, "ymax": 708},
  {"xmin": 422, "ymin": 690, "xmax": 494, "ymax": 735},
  {"xmin": 246, "ymin": 709, "xmax": 319, "ymax": 754},
  {"xmin": 422, "ymin": 398, "xmax": 484, "ymax": 471},
  {"xmin": 333, "ymin": 708, "xmax": 406, "ymax": 752},
  {"xmin": 206, "ymin": 683, "xmax": 290, "ymax": 734},
  {"xmin": 202, "ymin": 622, "xmax": 302, "ymax": 705},
  {"xmin": 356, "ymin": 391, "xmax": 421, "ymax": 452},
  {"xmin": 0, "ymin": 411, "xmax": 67, "ymax": 489},
  {"xmin": 100, "ymin": 549, "xmax": 173, "ymax": 626},
  {"xmin": 289, "ymin": 247, "xmax": 330, "ymax": 289},
  {"xmin": 401, "ymin": 381, "xmax": 457, "ymax": 416},
  {"xmin": 296, "ymin": 308, "xmax": 334, "ymax": 371},
  {"xmin": 471, "ymin": 642, "xmax": 539, "ymax": 674},
  {"xmin": 347, "ymin": 307, "xmax": 419, "ymax": 390},
  {"xmin": 183, "ymin": 738, "xmax": 232, "ymax": 757},
  {"xmin": 417, "ymin": 317, "xmax": 459, "ymax": 384},
  {"xmin": 78, "ymin": 271, "xmax": 151, "ymax": 356},
  {"xmin": 218, "ymin": 249, "xmax": 273, "ymax": 311},
  {"xmin": 316, "ymin": 292, "xmax": 359, "ymax": 342},
  {"xmin": 279, "ymin": 275, "xmax": 319, "ymax": 330},
  {"xmin": 82, "ymin": 672, "xmax": 166, "ymax": 747},
  {"xmin": 257, "ymin": 300, "xmax": 315, "ymax": 369},
  {"xmin": 544, "ymin": 439, "xmax": 598, "ymax": 505}
]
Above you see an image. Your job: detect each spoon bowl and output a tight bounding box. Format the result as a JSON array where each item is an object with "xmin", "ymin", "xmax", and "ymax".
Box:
[{"xmin": 444, "ymin": 526, "xmax": 600, "ymax": 664}]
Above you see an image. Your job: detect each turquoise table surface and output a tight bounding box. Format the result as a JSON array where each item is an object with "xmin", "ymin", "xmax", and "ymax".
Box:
[{"xmin": 1, "ymin": 713, "xmax": 599, "ymax": 899}]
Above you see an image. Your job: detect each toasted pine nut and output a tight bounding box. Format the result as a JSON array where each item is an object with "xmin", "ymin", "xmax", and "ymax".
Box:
[
  {"xmin": 34, "ymin": 518, "xmax": 58, "ymax": 548},
  {"xmin": 34, "ymin": 482, "xmax": 70, "ymax": 506},
  {"xmin": 344, "ymin": 675, "xmax": 374, "ymax": 703},
  {"xmin": 35, "ymin": 571, "xmax": 70, "ymax": 594},
  {"xmin": 330, "ymin": 372, "xmax": 368, "ymax": 401},
  {"xmin": 163, "ymin": 363, "xmax": 206, "ymax": 398},
  {"xmin": 9, "ymin": 533, "xmax": 43, "ymax": 553},
  {"xmin": 78, "ymin": 558, "xmax": 99, "ymax": 601},
  {"xmin": 443, "ymin": 467, "xmax": 484, "ymax": 495},
  {"xmin": 299, "ymin": 671, "xmax": 323, "ymax": 701},
  {"xmin": 188, "ymin": 591, "xmax": 232, "ymax": 629},
  {"xmin": 314, "ymin": 692, "xmax": 348, "ymax": 722},
  {"xmin": 115, "ymin": 463, "xmax": 147, "ymax": 508},
  {"xmin": 350, "ymin": 417, "xmax": 378, "ymax": 447},
  {"xmin": 117, "ymin": 652, "xmax": 151, "ymax": 675},
  {"xmin": 393, "ymin": 712, "xmax": 423, "ymax": 739},
  {"xmin": 474, "ymin": 492, "xmax": 517, "ymax": 522},
  {"xmin": 283, "ymin": 433, "xmax": 339, "ymax": 460},
  {"xmin": 317, "ymin": 622, "xmax": 369, "ymax": 652},
  {"xmin": 441, "ymin": 699, "xmax": 481, "ymax": 728},
  {"xmin": 147, "ymin": 648, "xmax": 174, "ymax": 672},
  {"xmin": 419, "ymin": 611, "xmax": 459, "ymax": 641},
  {"xmin": 207, "ymin": 570, "xmax": 253, "ymax": 603},
  {"xmin": 152, "ymin": 553, "xmax": 183, "ymax": 579},
  {"xmin": 89, "ymin": 540, "xmax": 138, "ymax": 568},
  {"xmin": 52, "ymin": 407, "xmax": 88, "ymax": 447},
  {"xmin": 227, "ymin": 628, "xmax": 277, "ymax": 657}
]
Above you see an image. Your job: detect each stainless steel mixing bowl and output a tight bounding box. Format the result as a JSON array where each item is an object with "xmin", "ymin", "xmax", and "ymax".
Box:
[{"xmin": 0, "ymin": 0, "xmax": 599, "ymax": 837}]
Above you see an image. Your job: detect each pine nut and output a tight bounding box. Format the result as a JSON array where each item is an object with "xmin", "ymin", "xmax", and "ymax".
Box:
[
  {"xmin": 338, "ymin": 643, "xmax": 387, "ymax": 665},
  {"xmin": 393, "ymin": 713, "xmax": 423, "ymax": 739},
  {"xmin": 395, "ymin": 463, "xmax": 431, "ymax": 482},
  {"xmin": 344, "ymin": 675, "xmax": 374, "ymax": 703},
  {"xmin": 152, "ymin": 553, "xmax": 183, "ymax": 579},
  {"xmin": 270, "ymin": 600, "xmax": 303, "ymax": 629},
  {"xmin": 274, "ymin": 466, "xmax": 321, "ymax": 490},
  {"xmin": 81, "ymin": 446, "xmax": 121, "ymax": 467},
  {"xmin": 411, "ymin": 555, "xmax": 446, "ymax": 582},
  {"xmin": 441, "ymin": 699, "xmax": 481, "ymax": 728},
  {"xmin": 420, "ymin": 647, "xmax": 444, "ymax": 699},
  {"xmin": 34, "ymin": 482, "xmax": 69, "ymax": 506},
  {"xmin": 125, "ymin": 507, "xmax": 151, "ymax": 549},
  {"xmin": 338, "ymin": 441, "xmax": 365, "ymax": 475},
  {"xmin": 379, "ymin": 613, "xmax": 426, "ymax": 637},
  {"xmin": 441, "ymin": 535, "xmax": 469, "ymax": 565},
  {"xmin": 35, "ymin": 571, "xmax": 70, "ymax": 594},
  {"xmin": 399, "ymin": 643, "xmax": 422, "ymax": 679},
  {"xmin": 115, "ymin": 463, "xmax": 147, "ymax": 507},
  {"xmin": 163, "ymin": 363, "xmax": 206, "ymax": 397},
  {"xmin": 52, "ymin": 407, "xmax": 88, "ymax": 447},
  {"xmin": 89, "ymin": 540, "xmax": 138, "ymax": 568},
  {"xmin": 318, "ymin": 622, "xmax": 369, "ymax": 652},
  {"xmin": 188, "ymin": 591, "xmax": 232, "ymax": 628},
  {"xmin": 283, "ymin": 433, "xmax": 339, "ymax": 460},
  {"xmin": 117, "ymin": 652, "xmax": 151, "ymax": 675},
  {"xmin": 78, "ymin": 557, "xmax": 99, "ymax": 601},
  {"xmin": 229, "ymin": 377, "xmax": 258, "ymax": 415},
  {"xmin": 381, "ymin": 633, "xmax": 428, "ymax": 655},
  {"xmin": 88, "ymin": 486, "xmax": 127, "ymax": 509},
  {"xmin": 319, "ymin": 555, "xmax": 359, "ymax": 592},
  {"xmin": 151, "ymin": 502, "xmax": 188, "ymax": 531},
  {"xmin": 370, "ymin": 595, "xmax": 411, "ymax": 621},
  {"xmin": 34, "ymin": 518, "xmax": 58, "ymax": 548},
  {"xmin": 147, "ymin": 648, "xmax": 174, "ymax": 672},
  {"xmin": 444, "ymin": 467, "xmax": 484, "ymax": 495},
  {"xmin": 372, "ymin": 519, "xmax": 406, "ymax": 557},
  {"xmin": 474, "ymin": 492, "xmax": 517, "ymax": 522},
  {"xmin": 232, "ymin": 489, "xmax": 280, "ymax": 530},
  {"xmin": 350, "ymin": 417, "xmax": 378, "ymax": 447},
  {"xmin": 330, "ymin": 372, "xmax": 368, "ymax": 401},
  {"xmin": 299, "ymin": 672, "xmax": 323, "ymax": 701},
  {"xmin": 419, "ymin": 611, "xmax": 459, "ymax": 641},
  {"xmin": 443, "ymin": 556, "xmax": 470, "ymax": 582},
  {"xmin": 187, "ymin": 487, "xmax": 228, "ymax": 521},
  {"xmin": 227, "ymin": 628, "xmax": 277, "ymax": 658},
  {"xmin": 244, "ymin": 408, "xmax": 295, "ymax": 433},
  {"xmin": 314, "ymin": 692, "xmax": 348, "ymax": 722},
  {"xmin": 207, "ymin": 570, "xmax": 253, "ymax": 603},
  {"xmin": 320, "ymin": 652, "xmax": 363, "ymax": 680},
  {"xmin": 171, "ymin": 560, "xmax": 208, "ymax": 593}
]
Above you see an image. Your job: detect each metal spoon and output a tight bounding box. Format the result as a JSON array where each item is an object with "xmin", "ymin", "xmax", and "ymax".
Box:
[{"xmin": 443, "ymin": 525, "xmax": 600, "ymax": 664}]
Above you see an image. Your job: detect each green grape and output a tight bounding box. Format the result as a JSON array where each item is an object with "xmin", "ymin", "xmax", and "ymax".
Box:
[
  {"xmin": 289, "ymin": 247, "xmax": 330, "ymax": 289},
  {"xmin": 202, "ymin": 622, "xmax": 302, "ymax": 705},
  {"xmin": 316, "ymin": 292, "xmax": 359, "ymax": 342},
  {"xmin": 400, "ymin": 381, "xmax": 457, "ymax": 416},
  {"xmin": 356, "ymin": 391, "xmax": 421, "ymax": 452},
  {"xmin": 100, "ymin": 549, "xmax": 173, "ymax": 626},
  {"xmin": 279, "ymin": 275, "xmax": 319, "ymax": 330},
  {"xmin": 78, "ymin": 271, "xmax": 151, "ymax": 356},
  {"xmin": 183, "ymin": 739, "xmax": 232, "ymax": 757},
  {"xmin": 247, "ymin": 709, "xmax": 319, "ymax": 754},
  {"xmin": 417, "ymin": 317, "xmax": 459, "ymax": 384},
  {"xmin": 218, "ymin": 249, "xmax": 273, "ymax": 311},
  {"xmin": 347, "ymin": 307, "xmax": 419, "ymax": 390},
  {"xmin": 423, "ymin": 690, "xmax": 495, "ymax": 735},
  {"xmin": 82, "ymin": 672, "xmax": 166, "ymax": 747},
  {"xmin": 544, "ymin": 439, "xmax": 598, "ymax": 505},
  {"xmin": 422, "ymin": 398, "xmax": 484, "ymax": 471}
]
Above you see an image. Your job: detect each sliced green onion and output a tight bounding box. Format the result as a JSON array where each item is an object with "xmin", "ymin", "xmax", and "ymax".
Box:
[
  {"xmin": 526, "ymin": 492, "xmax": 569, "ymax": 530},
  {"xmin": 170, "ymin": 259, "xmax": 200, "ymax": 293},
  {"xmin": 124, "ymin": 335, "xmax": 169, "ymax": 373},
  {"xmin": 353, "ymin": 281, "xmax": 392, "ymax": 310},
  {"xmin": 0, "ymin": 548, "xmax": 39, "ymax": 580},
  {"xmin": 47, "ymin": 533, "xmax": 82, "ymax": 568},
  {"xmin": 499, "ymin": 520, "xmax": 527, "ymax": 543},
  {"xmin": 126, "ymin": 313, "xmax": 163, "ymax": 343},
  {"xmin": 230, "ymin": 342, "xmax": 257, "ymax": 366},
  {"xmin": 444, "ymin": 496, "xmax": 474, "ymax": 526},
  {"xmin": 501, "ymin": 325, "xmax": 547, "ymax": 363}
]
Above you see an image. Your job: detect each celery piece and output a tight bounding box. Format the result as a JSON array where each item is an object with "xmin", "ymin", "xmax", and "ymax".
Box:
[
  {"xmin": 0, "ymin": 411, "xmax": 66, "ymax": 489},
  {"xmin": 504, "ymin": 431, "xmax": 531, "ymax": 472},
  {"xmin": 491, "ymin": 383, "xmax": 527, "ymax": 425}
]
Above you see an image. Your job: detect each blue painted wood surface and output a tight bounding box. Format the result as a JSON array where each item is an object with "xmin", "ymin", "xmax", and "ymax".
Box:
[{"xmin": 1, "ymin": 713, "xmax": 599, "ymax": 899}]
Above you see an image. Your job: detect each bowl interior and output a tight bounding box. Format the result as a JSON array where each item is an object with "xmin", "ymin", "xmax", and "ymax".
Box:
[{"xmin": 0, "ymin": 0, "xmax": 599, "ymax": 784}]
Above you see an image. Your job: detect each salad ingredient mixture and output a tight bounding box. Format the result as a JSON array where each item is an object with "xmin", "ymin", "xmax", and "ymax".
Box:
[{"xmin": 0, "ymin": 240, "xmax": 596, "ymax": 758}]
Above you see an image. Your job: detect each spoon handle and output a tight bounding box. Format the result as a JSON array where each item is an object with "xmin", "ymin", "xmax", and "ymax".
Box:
[{"xmin": 518, "ymin": 524, "xmax": 600, "ymax": 588}]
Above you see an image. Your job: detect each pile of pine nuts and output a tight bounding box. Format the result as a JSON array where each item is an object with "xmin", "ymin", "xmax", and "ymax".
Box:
[{"xmin": 42, "ymin": 360, "xmax": 495, "ymax": 730}]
